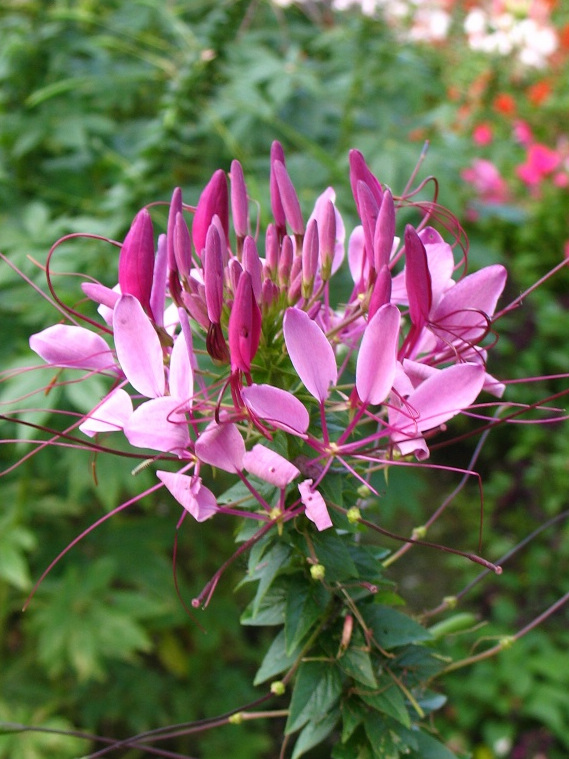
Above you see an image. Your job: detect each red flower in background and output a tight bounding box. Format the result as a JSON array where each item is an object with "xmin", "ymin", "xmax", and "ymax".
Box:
[{"xmin": 493, "ymin": 93, "xmax": 516, "ymax": 116}]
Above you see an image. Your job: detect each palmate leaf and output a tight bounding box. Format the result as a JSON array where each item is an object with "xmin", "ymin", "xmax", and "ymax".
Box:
[{"xmin": 254, "ymin": 628, "xmax": 302, "ymax": 685}]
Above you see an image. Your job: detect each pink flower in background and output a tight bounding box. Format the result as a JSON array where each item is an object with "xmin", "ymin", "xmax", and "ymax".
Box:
[
  {"xmin": 472, "ymin": 122, "xmax": 493, "ymax": 146},
  {"xmin": 517, "ymin": 143, "xmax": 561, "ymax": 186},
  {"xmin": 462, "ymin": 158, "xmax": 510, "ymax": 204}
]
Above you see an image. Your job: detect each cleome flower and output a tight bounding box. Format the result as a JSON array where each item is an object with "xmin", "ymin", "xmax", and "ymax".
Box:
[{"xmin": 23, "ymin": 143, "xmax": 509, "ymax": 539}]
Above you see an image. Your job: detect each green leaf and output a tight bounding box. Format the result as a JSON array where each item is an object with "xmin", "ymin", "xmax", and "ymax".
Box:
[
  {"xmin": 291, "ymin": 708, "xmax": 340, "ymax": 759},
  {"xmin": 409, "ymin": 731, "xmax": 457, "ymax": 758},
  {"xmin": 249, "ymin": 543, "xmax": 291, "ymax": 617},
  {"xmin": 341, "ymin": 698, "xmax": 367, "ymax": 743},
  {"xmin": 362, "ymin": 605, "xmax": 432, "ymax": 650},
  {"xmin": 285, "ymin": 576, "xmax": 330, "ymax": 655},
  {"xmin": 241, "ymin": 583, "xmax": 286, "ymax": 626},
  {"xmin": 254, "ymin": 628, "xmax": 302, "ymax": 686},
  {"xmin": 285, "ymin": 660, "xmax": 343, "ymax": 734},
  {"xmin": 339, "ymin": 642, "xmax": 378, "ymax": 689},
  {"xmin": 309, "ymin": 531, "xmax": 358, "ymax": 582},
  {"xmin": 360, "ymin": 683, "xmax": 411, "ymax": 727}
]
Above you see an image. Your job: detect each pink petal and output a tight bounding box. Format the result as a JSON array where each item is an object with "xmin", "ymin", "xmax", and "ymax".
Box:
[
  {"xmin": 298, "ymin": 479, "xmax": 332, "ymax": 531},
  {"xmin": 431, "ymin": 265, "xmax": 507, "ymax": 345},
  {"xmin": 113, "ymin": 294, "xmax": 165, "ymax": 398},
  {"xmin": 283, "ymin": 308, "xmax": 337, "ymax": 402},
  {"xmin": 356, "ymin": 304, "xmax": 400, "ymax": 404},
  {"xmin": 157, "ymin": 471, "xmax": 217, "ymax": 522},
  {"xmin": 79, "ymin": 388, "xmax": 133, "ymax": 437},
  {"xmin": 241, "ymin": 384, "xmax": 309, "ymax": 434},
  {"xmin": 195, "ymin": 422, "xmax": 245, "ymax": 473},
  {"xmin": 390, "ymin": 363, "xmax": 485, "ymax": 445},
  {"xmin": 124, "ymin": 397, "xmax": 189, "ymax": 454},
  {"xmin": 243, "ymin": 444, "xmax": 300, "ymax": 488},
  {"xmin": 169, "ymin": 331, "xmax": 194, "ymax": 404},
  {"xmin": 30, "ymin": 325, "xmax": 117, "ymax": 372}
]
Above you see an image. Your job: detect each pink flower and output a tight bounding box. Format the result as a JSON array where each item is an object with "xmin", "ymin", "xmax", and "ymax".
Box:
[
  {"xmin": 462, "ymin": 159, "xmax": 509, "ymax": 204},
  {"xmin": 472, "ymin": 123, "xmax": 493, "ymax": 146},
  {"xmin": 517, "ymin": 144, "xmax": 561, "ymax": 186}
]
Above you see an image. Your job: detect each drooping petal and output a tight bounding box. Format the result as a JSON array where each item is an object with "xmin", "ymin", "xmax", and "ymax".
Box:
[
  {"xmin": 79, "ymin": 388, "xmax": 133, "ymax": 437},
  {"xmin": 113, "ymin": 294, "xmax": 165, "ymax": 398},
  {"xmin": 124, "ymin": 397, "xmax": 190, "ymax": 454},
  {"xmin": 356, "ymin": 304, "xmax": 401, "ymax": 404},
  {"xmin": 283, "ymin": 308, "xmax": 337, "ymax": 402},
  {"xmin": 241, "ymin": 383, "xmax": 309, "ymax": 434},
  {"xmin": 195, "ymin": 422, "xmax": 245, "ymax": 473},
  {"xmin": 298, "ymin": 479, "xmax": 332, "ymax": 531},
  {"xmin": 30, "ymin": 325, "xmax": 117, "ymax": 373},
  {"xmin": 157, "ymin": 471, "xmax": 218, "ymax": 522},
  {"xmin": 243, "ymin": 444, "xmax": 300, "ymax": 488}
]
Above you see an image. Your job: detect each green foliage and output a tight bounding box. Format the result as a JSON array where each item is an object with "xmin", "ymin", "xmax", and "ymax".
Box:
[{"xmin": 2, "ymin": 1, "xmax": 569, "ymax": 757}]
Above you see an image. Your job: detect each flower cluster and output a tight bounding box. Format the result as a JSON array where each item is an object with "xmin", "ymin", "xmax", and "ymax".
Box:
[{"xmin": 28, "ymin": 144, "xmax": 507, "ymax": 536}]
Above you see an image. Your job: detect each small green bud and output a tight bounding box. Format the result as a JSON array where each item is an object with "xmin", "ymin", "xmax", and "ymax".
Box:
[
  {"xmin": 347, "ymin": 506, "xmax": 361, "ymax": 524},
  {"xmin": 229, "ymin": 712, "xmax": 244, "ymax": 725},
  {"xmin": 270, "ymin": 680, "xmax": 286, "ymax": 696},
  {"xmin": 412, "ymin": 525, "xmax": 427, "ymax": 540},
  {"xmin": 499, "ymin": 636, "xmax": 515, "ymax": 650},
  {"xmin": 310, "ymin": 563, "xmax": 326, "ymax": 581},
  {"xmin": 443, "ymin": 596, "xmax": 458, "ymax": 610},
  {"xmin": 356, "ymin": 484, "xmax": 371, "ymax": 499}
]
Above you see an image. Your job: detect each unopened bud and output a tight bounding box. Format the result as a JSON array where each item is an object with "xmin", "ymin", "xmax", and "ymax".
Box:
[
  {"xmin": 229, "ymin": 712, "xmax": 244, "ymax": 725},
  {"xmin": 347, "ymin": 507, "xmax": 361, "ymax": 524},
  {"xmin": 310, "ymin": 563, "xmax": 326, "ymax": 581},
  {"xmin": 270, "ymin": 680, "xmax": 286, "ymax": 696}
]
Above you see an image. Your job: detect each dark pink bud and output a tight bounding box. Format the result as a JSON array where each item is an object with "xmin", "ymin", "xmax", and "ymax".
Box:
[
  {"xmin": 404, "ymin": 225, "xmax": 432, "ymax": 328},
  {"xmin": 228, "ymin": 271, "xmax": 262, "ymax": 374},
  {"xmin": 265, "ymin": 224, "xmax": 279, "ymax": 278},
  {"xmin": 204, "ymin": 224, "xmax": 224, "ymax": 324},
  {"xmin": 356, "ymin": 181, "xmax": 379, "ymax": 273},
  {"xmin": 192, "ymin": 169, "xmax": 228, "ymax": 258},
  {"xmin": 174, "ymin": 212, "xmax": 192, "ymax": 279},
  {"xmin": 318, "ymin": 199, "xmax": 336, "ymax": 280},
  {"xmin": 273, "ymin": 160, "xmax": 305, "ymax": 236},
  {"xmin": 373, "ymin": 189, "xmax": 395, "ymax": 271},
  {"xmin": 278, "ymin": 235, "xmax": 294, "ymax": 287},
  {"xmin": 270, "ymin": 141, "xmax": 287, "ymax": 234},
  {"xmin": 118, "ymin": 208, "xmax": 155, "ymax": 316},
  {"xmin": 349, "ymin": 149, "xmax": 383, "ymax": 217},
  {"xmin": 150, "ymin": 233, "xmax": 168, "ymax": 327},
  {"xmin": 228, "ymin": 258, "xmax": 243, "ymax": 296},
  {"xmin": 301, "ymin": 219, "xmax": 319, "ymax": 299},
  {"xmin": 368, "ymin": 265, "xmax": 392, "ymax": 320},
  {"xmin": 242, "ymin": 236, "xmax": 262, "ymax": 303},
  {"xmin": 230, "ymin": 160, "xmax": 249, "ymax": 239},
  {"xmin": 167, "ymin": 188, "xmax": 183, "ymax": 271}
]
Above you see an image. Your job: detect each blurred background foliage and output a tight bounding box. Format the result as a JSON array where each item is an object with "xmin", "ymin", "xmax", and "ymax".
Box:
[{"xmin": 1, "ymin": 0, "xmax": 569, "ymax": 757}]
